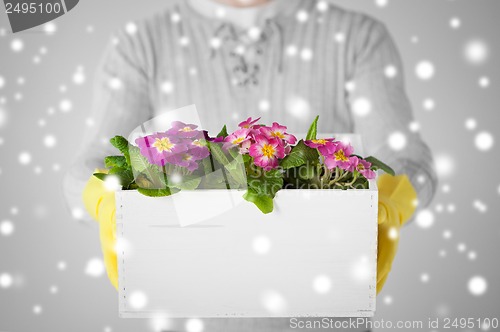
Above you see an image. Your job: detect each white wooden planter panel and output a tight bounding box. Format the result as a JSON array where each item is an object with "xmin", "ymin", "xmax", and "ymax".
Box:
[{"xmin": 116, "ymin": 182, "xmax": 378, "ymax": 318}]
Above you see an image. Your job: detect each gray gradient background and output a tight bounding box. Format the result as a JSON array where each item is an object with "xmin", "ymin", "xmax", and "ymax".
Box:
[{"xmin": 0, "ymin": 0, "xmax": 499, "ymax": 331}]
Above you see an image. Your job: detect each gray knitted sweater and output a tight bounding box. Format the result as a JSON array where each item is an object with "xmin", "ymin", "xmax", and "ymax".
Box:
[{"xmin": 65, "ymin": 0, "xmax": 436, "ymax": 217}]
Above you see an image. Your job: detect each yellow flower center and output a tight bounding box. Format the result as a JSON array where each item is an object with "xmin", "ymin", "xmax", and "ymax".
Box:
[
  {"xmin": 357, "ymin": 163, "xmax": 365, "ymax": 171},
  {"xmin": 181, "ymin": 126, "xmax": 193, "ymax": 132},
  {"xmin": 152, "ymin": 137, "xmax": 174, "ymax": 153},
  {"xmin": 334, "ymin": 149, "xmax": 349, "ymax": 162},
  {"xmin": 311, "ymin": 139, "xmax": 327, "ymax": 145},
  {"xmin": 233, "ymin": 137, "xmax": 245, "ymax": 144},
  {"xmin": 192, "ymin": 139, "xmax": 204, "ymax": 147},
  {"xmin": 182, "ymin": 154, "xmax": 193, "ymax": 161},
  {"xmin": 271, "ymin": 131, "xmax": 285, "ymax": 139},
  {"xmin": 262, "ymin": 144, "xmax": 275, "ymax": 158}
]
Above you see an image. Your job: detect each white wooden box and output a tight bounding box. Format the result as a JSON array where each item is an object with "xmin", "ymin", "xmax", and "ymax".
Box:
[{"xmin": 116, "ymin": 182, "xmax": 378, "ymax": 318}]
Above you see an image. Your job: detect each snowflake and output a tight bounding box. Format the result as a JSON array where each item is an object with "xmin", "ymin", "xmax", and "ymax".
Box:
[
  {"xmin": 375, "ymin": 0, "xmax": 389, "ymax": 7},
  {"xmin": 108, "ymin": 78, "xmax": 123, "ymax": 90},
  {"xmin": 73, "ymin": 68, "xmax": 86, "ymax": 85},
  {"xmin": 475, "ymin": 131, "xmax": 494, "ymax": 151},
  {"xmin": 300, "ymin": 48, "xmax": 313, "ymax": 61},
  {"xmin": 286, "ymin": 96, "xmax": 311, "ymax": 120},
  {"xmin": 57, "ymin": 261, "xmax": 67, "ymax": 271},
  {"xmin": 316, "ymin": 1, "xmax": 329, "ymax": 12},
  {"xmin": 384, "ymin": 65, "xmax": 398, "ymax": 78},
  {"xmin": 345, "ymin": 81, "xmax": 356, "ymax": 92},
  {"xmin": 150, "ymin": 314, "xmax": 172, "ymax": 332},
  {"xmin": 252, "ymin": 236, "xmax": 271, "ymax": 255},
  {"xmin": 464, "ymin": 39, "xmax": 489, "ymax": 65},
  {"xmin": 286, "ymin": 45, "xmax": 298, "ymax": 57},
  {"xmin": 449, "ymin": 17, "xmax": 461, "ymax": 29},
  {"xmin": 33, "ymin": 305, "xmax": 42, "ymax": 315},
  {"xmin": 383, "ymin": 296, "xmax": 393, "ymax": 305},
  {"xmin": 352, "ymin": 97, "xmax": 372, "ymax": 117},
  {"xmin": 258, "ymin": 99, "xmax": 270, "ymax": 113},
  {"xmin": 85, "ymin": 258, "xmax": 105, "ymax": 277},
  {"xmin": 468, "ymin": 276, "xmax": 487, "ymax": 296},
  {"xmin": 465, "ymin": 118, "xmax": 477, "ymax": 131},
  {"xmin": 415, "ymin": 61, "xmax": 435, "ymax": 80},
  {"xmin": 479, "ymin": 76, "xmax": 490, "ymax": 88},
  {"xmin": 247, "ymin": 27, "xmax": 261, "ymax": 41},
  {"xmin": 388, "ymin": 131, "xmax": 407, "ymax": 151},
  {"xmin": 261, "ymin": 290, "xmax": 287, "ymax": 315},
  {"xmin": 473, "ymin": 200, "xmax": 488, "ymax": 213},
  {"xmin": 415, "ymin": 209, "xmax": 435, "ymax": 229},
  {"xmin": 296, "ymin": 10, "xmax": 309, "ymax": 23},
  {"xmin": 43, "ymin": 22, "xmax": 57, "ymax": 34},
  {"xmin": 434, "ymin": 154, "xmax": 455, "ymax": 178},
  {"xmin": 18, "ymin": 152, "xmax": 32, "ymax": 165},
  {"xmin": 334, "ymin": 32, "xmax": 345, "ymax": 43},
  {"xmin": 44, "ymin": 135, "xmax": 57, "ymax": 148},
  {"xmin": 161, "ymin": 81, "xmax": 174, "ymax": 94},
  {"xmin": 179, "ymin": 36, "xmax": 190, "ymax": 47},
  {"xmin": 0, "ymin": 107, "xmax": 7, "ymax": 128},
  {"xmin": 104, "ymin": 175, "xmax": 121, "ymax": 191},
  {"xmin": 129, "ymin": 291, "xmax": 148, "ymax": 309},
  {"xmin": 11, "ymin": 38, "xmax": 24, "ymax": 52},
  {"xmin": 0, "ymin": 273, "xmax": 13, "ymax": 288},
  {"xmin": 423, "ymin": 98, "xmax": 436, "ymax": 111},
  {"xmin": 171, "ymin": 12, "xmax": 181, "ymax": 23},
  {"xmin": 59, "ymin": 99, "xmax": 73, "ymax": 112},
  {"xmin": 312, "ymin": 275, "xmax": 332, "ymax": 294},
  {"xmin": 125, "ymin": 22, "xmax": 138, "ymax": 35},
  {"xmin": 209, "ymin": 37, "xmax": 222, "ymax": 49}
]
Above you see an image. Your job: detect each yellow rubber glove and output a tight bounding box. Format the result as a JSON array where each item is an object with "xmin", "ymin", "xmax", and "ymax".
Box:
[
  {"xmin": 376, "ymin": 174, "xmax": 417, "ymax": 294},
  {"xmin": 82, "ymin": 172, "xmax": 118, "ymax": 290}
]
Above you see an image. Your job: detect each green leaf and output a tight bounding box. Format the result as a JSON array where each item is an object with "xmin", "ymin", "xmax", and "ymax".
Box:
[
  {"xmin": 93, "ymin": 169, "xmax": 134, "ymax": 190},
  {"xmin": 209, "ymin": 142, "xmax": 247, "ymax": 186},
  {"xmin": 305, "ymin": 116, "xmax": 319, "ymax": 141},
  {"xmin": 110, "ymin": 136, "xmax": 131, "ymax": 165},
  {"xmin": 227, "ymin": 146, "xmax": 241, "ymax": 160},
  {"xmin": 137, "ymin": 187, "xmax": 178, "ymax": 197},
  {"xmin": 216, "ymin": 125, "xmax": 228, "ymax": 138},
  {"xmin": 135, "ymin": 173, "xmax": 155, "ymax": 189},
  {"xmin": 242, "ymin": 154, "xmax": 252, "ymax": 164},
  {"xmin": 168, "ymin": 176, "xmax": 202, "ymax": 190},
  {"xmin": 202, "ymin": 157, "xmax": 214, "ymax": 174},
  {"xmin": 243, "ymin": 189, "xmax": 274, "ymax": 214},
  {"xmin": 104, "ymin": 156, "xmax": 128, "ymax": 169},
  {"xmin": 352, "ymin": 177, "xmax": 369, "ymax": 189},
  {"xmin": 129, "ymin": 146, "xmax": 166, "ymax": 188},
  {"xmin": 93, "ymin": 173, "xmax": 108, "ymax": 181},
  {"xmin": 246, "ymin": 168, "xmax": 283, "ymax": 198},
  {"xmin": 365, "ymin": 156, "xmax": 395, "ymax": 176},
  {"xmin": 109, "ymin": 167, "xmax": 135, "ymax": 188},
  {"xmin": 280, "ymin": 140, "xmax": 319, "ymax": 170},
  {"xmin": 208, "ymin": 141, "xmax": 230, "ymax": 165},
  {"xmin": 297, "ymin": 164, "xmax": 316, "ymax": 180}
]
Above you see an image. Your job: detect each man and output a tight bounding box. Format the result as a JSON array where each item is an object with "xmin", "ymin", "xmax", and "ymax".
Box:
[{"xmin": 65, "ymin": 0, "xmax": 437, "ymax": 330}]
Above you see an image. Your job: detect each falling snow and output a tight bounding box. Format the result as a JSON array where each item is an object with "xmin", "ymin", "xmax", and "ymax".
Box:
[{"xmin": 0, "ymin": 1, "xmax": 498, "ymax": 329}]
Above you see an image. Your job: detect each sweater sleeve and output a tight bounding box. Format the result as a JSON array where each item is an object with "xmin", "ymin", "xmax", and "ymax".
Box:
[
  {"xmin": 346, "ymin": 18, "xmax": 437, "ymax": 209},
  {"xmin": 62, "ymin": 29, "xmax": 153, "ymax": 221}
]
